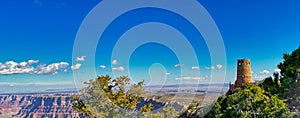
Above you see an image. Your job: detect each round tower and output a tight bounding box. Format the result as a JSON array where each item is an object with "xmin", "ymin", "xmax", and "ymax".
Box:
[{"xmin": 235, "ymin": 59, "xmax": 252, "ymax": 87}]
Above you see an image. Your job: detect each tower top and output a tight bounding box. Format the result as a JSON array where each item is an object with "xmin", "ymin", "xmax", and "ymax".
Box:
[{"xmin": 238, "ymin": 58, "xmax": 250, "ymax": 62}]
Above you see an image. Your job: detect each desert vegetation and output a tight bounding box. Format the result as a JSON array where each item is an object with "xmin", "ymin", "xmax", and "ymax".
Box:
[{"xmin": 72, "ymin": 47, "xmax": 300, "ymax": 118}]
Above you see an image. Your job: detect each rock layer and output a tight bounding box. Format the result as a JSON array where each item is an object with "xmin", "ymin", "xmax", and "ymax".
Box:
[{"xmin": 0, "ymin": 93, "xmax": 81, "ymax": 118}]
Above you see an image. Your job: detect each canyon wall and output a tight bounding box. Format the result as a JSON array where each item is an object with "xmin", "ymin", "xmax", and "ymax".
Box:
[{"xmin": 0, "ymin": 93, "xmax": 82, "ymax": 118}]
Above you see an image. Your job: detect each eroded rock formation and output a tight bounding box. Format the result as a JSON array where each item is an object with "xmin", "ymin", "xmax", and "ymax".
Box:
[{"xmin": 0, "ymin": 93, "xmax": 81, "ymax": 118}]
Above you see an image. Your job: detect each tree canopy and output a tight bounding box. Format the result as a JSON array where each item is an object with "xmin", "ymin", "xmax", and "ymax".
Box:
[
  {"xmin": 202, "ymin": 46, "xmax": 300, "ymax": 118},
  {"xmin": 71, "ymin": 75, "xmax": 179, "ymax": 118},
  {"xmin": 278, "ymin": 46, "xmax": 300, "ymax": 116},
  {"xmin": 278, "ymin": 47, "xmax": 300, "ymax": 85},
  {"xmin": 71, "ymin": 46, "xmax": 300, "ymax": 118},
  {"xmin": 71, "ymin": 75, "xmax": 147, "ymax": 117},
  {"xmin": 205, "ymin": 84, "xmax": 292, "ymax": 118}
]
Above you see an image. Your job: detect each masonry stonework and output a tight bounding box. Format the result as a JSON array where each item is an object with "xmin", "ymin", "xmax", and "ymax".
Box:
[{"xmin": 230, "ymin": 59, "xmax": 253, "ymax": 92}]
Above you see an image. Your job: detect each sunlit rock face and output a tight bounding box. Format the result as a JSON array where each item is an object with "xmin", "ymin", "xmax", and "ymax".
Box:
[{"xmin": 0, "ymin": 93, "xmax": 81, "ymax": 118}]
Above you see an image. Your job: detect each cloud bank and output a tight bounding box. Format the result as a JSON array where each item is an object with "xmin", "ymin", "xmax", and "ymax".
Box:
[
  {"xmin": 175, "ymin": 76, "xmax": 209, "ymax": 81},
  {"xmin": 99, "ymin": 65, "xmax": 106, "ymax": 69},
  {"xmin": 191, "ymin": 66, "xmax": 200, "ymax": 70},
  {"xmin": 71, "ymin": 63, "xmax": 82, "ymax": 70},
  {"xmin": 260, "ymin": 70, "xmax": 270, "ymax": 74},
  {"xmin": 253, "ymin": 69, "xmax": 271, "ymax": 79},
  {"xmin": 174, "ymin": 64, "xmax": 184, "ymax": 67},
  {"xmin": 112, "ymin": 60, "xmax": 118, "ymax": 65},
  {"xmin": 76, "ymin": 56, "xmax": 86, "ymax": 62},
  {"xmin": 112, "ymin": 66, "xmax": 125, "ymax": 71},
  {"xmin": 0, "ymin": 60, "xmax": 82, "ymax": 75},
  {"xmin": 205, "ymin": 64, "xmax": 223, "ymax": 70}
]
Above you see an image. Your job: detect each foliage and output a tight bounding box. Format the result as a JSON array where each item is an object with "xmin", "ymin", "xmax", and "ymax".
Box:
[
  {"xmin": 71, "ymin": 47, "xmax": 300, "ymax": 118},
  {"xmin": 278, "ymin": 46, "xmax": 300, "ymax": 89},
  {"xmin": 139, "ymin": 103, "xmax": 153, "ymax": 117},
  {"xmin": 259, "ymin": 72, "xmax": 283, "ymax": 97},
  {"xmin": 163, "ymin": 105, "xmax": 179, "ymax": 118},
  {"xmin": 71, "ymin": 75, "xmax": 146, "ymax": 117},
  {"xmin": 276, "ymin": 46, "xmax": 300, "ymax": 117},
  {"xmin": 181, "ymin": 46, "xmax": 300, "ymax": 118},
  {"xmin": 139, "ymin": 105, "xmax": 179, "ymax": 118},
  {"xmin": 204, "ymin": 84, "xmax": 292, "ymax": 118},
  {"xmin": 258, "ymin": 47, "xmax": 300, "ymax": 98},
  {"xmin": 179, "ymin": 103, "xmax": 210, "ymax": 118}
]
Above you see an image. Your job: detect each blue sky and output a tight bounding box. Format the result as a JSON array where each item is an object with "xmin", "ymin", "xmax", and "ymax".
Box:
[{"xmin": 0, "ymin": 0, "xmax": 300, "ymax": 93}]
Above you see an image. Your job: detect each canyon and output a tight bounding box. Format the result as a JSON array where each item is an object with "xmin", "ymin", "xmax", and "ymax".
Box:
[{"xmin": 0, "ymin": 92, "xmax": 81, "ymax": 118}]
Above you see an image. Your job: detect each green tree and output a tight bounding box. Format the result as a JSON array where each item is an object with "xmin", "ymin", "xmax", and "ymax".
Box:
[
  {"xmin": 179, "ymin": 103, "xmax": 212, "ymax": 118},
  {"xmin": 204, "ymin": 84, "xmax": 292, "ymax": 118},
  {"xmin": 151, "ymin": 112, "xmax": 165, "ymax": 118},
  {"xmin": 182, "ymin": 46, "xmax": 300, "ymax": 118},
  {"xmin": 71, "ymin": 75, "xmax": 146, "ymax": 117},
  {"xmin": 259, "ymin": 72, "xmax": 282, "ymax": 97},
  {"xmin": 278, "ymin": 46, "xmax": 300, "ymax": 89},
  {"xmin": 276, "ymin": 46, "xmax": 300, "ymax": 117},
  {"xmin": 163, "ymin": 105, "xmax": 179, "ymax": 118},
  {"xmin": 139, "ymin": 103, "xmax": 153, "ymax": 117}
]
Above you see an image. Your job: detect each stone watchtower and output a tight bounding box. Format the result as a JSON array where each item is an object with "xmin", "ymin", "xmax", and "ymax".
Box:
[
  {"xmin": 229, "ymin": 59, "xmax": 252, "ymax": 91},
  {"xmin": 235, "ymin": 59, "xmax": 252, "ymax": 87}
]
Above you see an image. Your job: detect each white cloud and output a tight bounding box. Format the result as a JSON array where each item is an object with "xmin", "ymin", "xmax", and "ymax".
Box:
[
  {"xmin": 71, "ymin": 63, "xmax": 82, "ymax": 70},
  {"xmin": 35, "ymin": 62, "xmax": 69, "ymax": 74},
  {"xmin": 205, "ymin": 66, "xmax": 215, "ymax": 70},
  {"xmin": 165, "ymin": 73, "xmax": 171, "ymax": 76},
  {"xmin": 274, "ymin": 68, "xmax": 281, "ymax": 73},
  {"xmin": 28, "ymin": 60, "xmax": 39, "ymax": 64},
  {"xmin": 76, "ymin": 56, "xmax": 86, "ymax": 62},
  {"xmin": 20, "ymin": 62, "xmax": 27, "ymax": 67},
  {"xmin": 253, "ymin": 69, "xmax": 272, "ymax": 79},
  {"xmin": 0, "ymin": 81, "xmax": 74, "ymax": 86},
  {"xmin": 174, "ymin": 64, "xmax": 184, "ymax": 67},
  {"xmin": 0, "ymin": 60, "xmax": 77, "ymax": 75},
  {"xmin": 205, "ymin": 65, "xmax": 223, "ymax": 70},
  {"xmin": 175, "ymin": 76, "xmax": 209, "ymax": 81},
  {"xmin": 192, "ymin": 66, "xmax": 200, "ymax": 70},
  {"xmin": 0, "ymin": 60, "xmax": 38, "ymax": 75},
  {"xmin": 99, "ymin": 65, "xmax": 106, "ymax": 69},
  {"xmin": 253, "ymin": 74, "xmax": 267, "ymax": 79},
  {"xmin": 260, "ymin": 70, "xmax": 270, "ymax": 74},
  {"xmin": 112, "ymin": 60, "xmax": 118, "ymax": 65},
  {"xmin": 112, "ymin": 66, "xmax": 125, "ymax": 71},
  {"xmin": 216, "ymin": 64, "xmax": 223, "ymax": 69}
]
